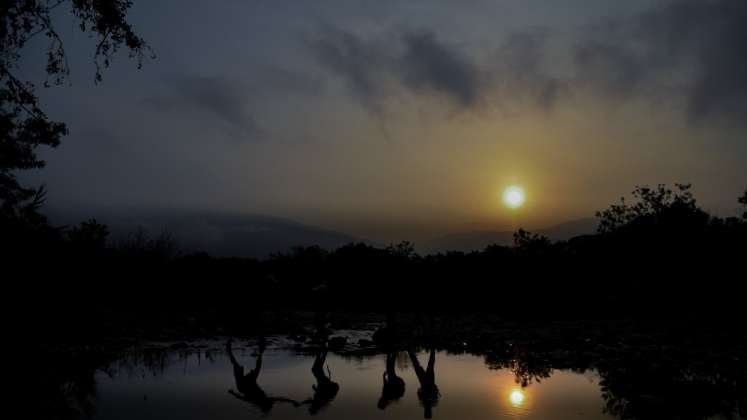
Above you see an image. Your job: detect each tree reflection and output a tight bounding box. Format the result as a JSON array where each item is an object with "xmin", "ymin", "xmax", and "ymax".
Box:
[
  {"xmin": 483, "ymin": 334, "xmax": 745, "ymax": 420},
  {"xmin": 408, "ymin": 348, "xmax": 440, "ymax": 419},
  {"xmin": 35, "ymin": 349, "xmax": 100, "ymax": 420},
  {"xmin": 484, "ymin": 344, "xmax": 552, "ymax": 387},
  {"xmin": 596, "ymin": 349, "xmax": 746, "ymax": 419},
  {"xmin": 378, "ymin": 351, "xmax": 406, "ymax": 409},
  {"xmin": 301, "ymin": 336, "xmax": 340, "ymax": 415},
  {"xmin": 34, "ymin": 319, "xmax": 747, "ymax": 420},
  {"xmin": 226, "ymin": 338, "xmax": 300, "ymax": 412}
]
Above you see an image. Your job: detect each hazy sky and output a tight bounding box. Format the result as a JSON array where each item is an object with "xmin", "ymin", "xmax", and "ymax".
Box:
[{"xmin": 19, "ymin": 0, "xmax": 747, "ymax": 243}]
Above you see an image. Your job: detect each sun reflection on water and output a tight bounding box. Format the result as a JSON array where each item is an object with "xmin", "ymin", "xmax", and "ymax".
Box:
[{"xmin": 509, "ymin": 388, "xmax": 526, "ymax": 407}]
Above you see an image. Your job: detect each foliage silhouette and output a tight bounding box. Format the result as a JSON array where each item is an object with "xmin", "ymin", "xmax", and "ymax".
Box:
[
  {"xmin": 66, "ymin": 219, "xmax": 109, "ymax": 252},
  {"xmin": 596, "ymin": 184, "xmax": 703, "ymax": 233},
  {"xmin": 1, "ymin": 0, "xmax": 151, "ymax": 223}
]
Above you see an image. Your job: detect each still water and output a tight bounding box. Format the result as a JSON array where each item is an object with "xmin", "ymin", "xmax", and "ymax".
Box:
[{"xmin": 90, "ymin": 342, "xmax": 614, "ymax": 420}]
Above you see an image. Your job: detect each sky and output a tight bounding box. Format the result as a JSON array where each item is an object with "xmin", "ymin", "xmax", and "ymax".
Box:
[{"xmin": 18, "ymin": 0, "xmax": 747, "ymax": 244}]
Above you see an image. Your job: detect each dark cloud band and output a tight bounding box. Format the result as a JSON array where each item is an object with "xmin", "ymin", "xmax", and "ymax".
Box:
[{"xmin": 313, "ymin": 0, "xmax": 747, "ymax": 125}]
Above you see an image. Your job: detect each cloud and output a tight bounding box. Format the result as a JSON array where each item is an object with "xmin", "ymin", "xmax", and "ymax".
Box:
[
  {"xmin": 256, "ymin": 66, "xmax": 326, "ymax": 96},
  {"xmin": 397, "ymin": 31, "xmax": 478, "ymax": 107},
  {"xmin": 311, "ymin": 27, "xmax": 482, "ymax": 111},
  {"xmin": 310, "ymin": 1, "xmax": 747, "ymax": 125},
  {"xmin": 491, "ymin": 31, "xmax": 566, "ymax": 110},
  {"xmin": 574, "ymin": 39, "xmax": 646, "ymax": 99},
  {"xmin": 310, "ymin": 27, "xmax": 391, "ymax": 111},
  {"xmin": 573, "ymin": 0, "xmax": 747, "ymax": 122},
  {"xmin": 165, "ymin": 76, "xmax": 260, "ymax": 138},
  {"xmin": 144, "ymin": 66, "xmax": 327, "ymax": 142}
]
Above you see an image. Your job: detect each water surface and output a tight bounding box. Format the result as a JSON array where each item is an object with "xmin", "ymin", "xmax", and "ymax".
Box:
[{"xmin": 91, "ymin": 344, "xmax": 614, "ymax": 420}]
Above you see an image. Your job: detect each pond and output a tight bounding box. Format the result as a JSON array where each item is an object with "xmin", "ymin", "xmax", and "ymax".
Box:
[
  {"xmin": 88, "ymin": 340, "xmax": 613, "ymax": 420},
  {"xmin": 42, "ymin": 316, "xmax": 746, "ymax": 420}
]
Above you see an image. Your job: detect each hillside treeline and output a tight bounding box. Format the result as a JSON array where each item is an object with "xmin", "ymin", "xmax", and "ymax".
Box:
[{"xmin": 4, "ymin": 184, "xmax": 746, "ymax": 341}]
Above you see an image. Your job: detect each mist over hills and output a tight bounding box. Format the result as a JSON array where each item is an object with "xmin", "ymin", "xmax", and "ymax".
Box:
[
  {"xmin": 46, "ymin": 207, "xmax": 359, "ymax": 259},
  {"xmin": 47, "ymin": 207, "xmax": 598, "ymax": 258},
  {"xmin": 423, "ymin": 218, "xmax": 599, "ymax": 254}
]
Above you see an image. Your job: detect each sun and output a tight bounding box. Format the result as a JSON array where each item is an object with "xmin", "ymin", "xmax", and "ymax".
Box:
[{"xmin": 503, "ymin": 185, "xmax": 525, "ymax": 209}]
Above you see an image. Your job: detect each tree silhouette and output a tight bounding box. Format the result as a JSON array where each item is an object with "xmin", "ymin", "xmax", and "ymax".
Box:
[
  {"xmin": 512, "ymin": 229, "xmax": 552, "ymax": 253},
  {"xmin": 740, "ymin": 189, "xmax": 747, "ymax": 219},
  {"xmin": 595, "ymin": 183, "xmax": 707, "ymax": 234},
  {"xmin": 67, "ymin": 218, "xmax": 109, "ymax": 251},
  {"xmin": 1, "ymin": 0, "xmax": 152, "ymax": 220}
]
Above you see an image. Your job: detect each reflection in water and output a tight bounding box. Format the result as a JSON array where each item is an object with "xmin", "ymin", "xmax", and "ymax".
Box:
[
  {"xmin": 302, "ymin": 345, "xmax": 340, "ymax": 415},
  {"xmin": 85, "ymin": 347, "xmax": 617, "ymax": 420},
  {"xmin": 408, "ymin": 348, "xmax": 440, "ymax": 419},
  {"xmin": 378, "ymin": 351, "xmax": 406, "ymax": 410},
  {"xmin": 227, "ymin": 338, "xmax": 300, "ymax": 412},
  {"xmin": 509, "ymin": 388, "xmax": 526, "ymax": 408},
  {"xmin": 40, "ymin": 334, "xmax": 746, "ymax": 420}
]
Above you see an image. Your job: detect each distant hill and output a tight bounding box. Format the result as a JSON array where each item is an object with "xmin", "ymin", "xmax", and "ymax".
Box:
[
  {"xmin": 46, "ymin": 208, "xmax": 360, "ymax": 259},
  {"xmin": 423, "ymin": 218, "xmax": 599, "ymax": 254},
  {"xmin": 45, "ymin": 207, "xmax": 599, "ymax": 257}
]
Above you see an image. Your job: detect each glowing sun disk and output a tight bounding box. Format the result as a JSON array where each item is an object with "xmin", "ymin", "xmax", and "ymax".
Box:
[{"xmin": 503, "ymin": 186, "xmax": 525, "ymax": 209}]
